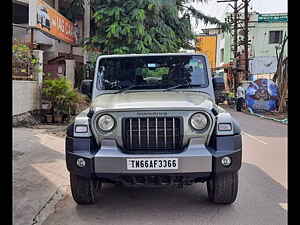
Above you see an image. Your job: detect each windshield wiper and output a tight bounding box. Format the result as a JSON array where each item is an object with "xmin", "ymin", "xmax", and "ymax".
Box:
[
  {"xmin": 115, "ymin": 84, "xmax": 147, "ymax": 94},
  {"xmin": 163, "ymin": 83, "xmax": 201, "ymax": 92}
]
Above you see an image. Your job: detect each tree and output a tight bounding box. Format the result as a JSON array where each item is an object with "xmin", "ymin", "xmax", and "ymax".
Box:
[
  {"xmin": 69, "ymin": 0, "xmax": 226, "ymax": 55},
  {"xmin": 273, "ymin": 34, "xmax": 288, "ymax": 113}
]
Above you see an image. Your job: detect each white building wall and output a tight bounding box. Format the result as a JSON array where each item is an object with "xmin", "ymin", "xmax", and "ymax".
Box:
[
  {"xmin": 13, "ymin": 81, "xmax": 39, "ymax": 115},
  {"xmin": 216, "ymin": 34, "xmax": 225, "ymax": 67},
  {"xmin": 251, "ymin": 22, "xmax": 288, "ymax": 58}
]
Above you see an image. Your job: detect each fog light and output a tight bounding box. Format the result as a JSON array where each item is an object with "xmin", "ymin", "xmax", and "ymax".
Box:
[
  {"xmin": 221, "ymin": 156, "xmax": 231, "ymax": 167},
  {"xmin": 76, "ymin": 158, "xmax": 86, "ymax": 168}
]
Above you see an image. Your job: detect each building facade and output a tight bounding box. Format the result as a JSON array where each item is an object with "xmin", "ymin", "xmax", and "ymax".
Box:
[
  {"xmin": 12, "ymin": 0, "xmax": 91, "ymax": 87},
  {"xmin": 195, "ymin": 34, "xmax": 218, "ymax": 71},
  {"xmin": 223, "ymin": 12, "xmax": 288, "ymax": 81}
]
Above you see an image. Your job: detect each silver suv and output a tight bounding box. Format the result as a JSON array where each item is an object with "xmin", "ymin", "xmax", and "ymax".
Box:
[{"xmin": 66, "ymin": 53, "xmax": 242, "ymax": 205}]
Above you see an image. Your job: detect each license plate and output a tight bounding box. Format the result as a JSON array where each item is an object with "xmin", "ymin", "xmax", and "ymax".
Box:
[{"xmin": 127, "ymin": 158, "xmax": 178, "ymax": 170}]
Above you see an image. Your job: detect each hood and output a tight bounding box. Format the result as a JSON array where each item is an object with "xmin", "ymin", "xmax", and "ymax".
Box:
[{"xmin": 91, "ymin": 91, "xmax": 215, "ymax": 111}]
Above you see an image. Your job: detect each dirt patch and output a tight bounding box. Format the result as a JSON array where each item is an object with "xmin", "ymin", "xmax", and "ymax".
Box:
[
  {"xmin": 45, "ymin": 126, "xmax": 68, "ymax": 138},
  {"xmin": 32, "ymin": 125, "xmax": 68, "ymax": 137},
  {"xmin": 13, "ymin": 151, "xmax": 25, "ymax": 160},
  {"xmin": 13, "ymin": 111, "xmax": 42, "ymax": 128}
]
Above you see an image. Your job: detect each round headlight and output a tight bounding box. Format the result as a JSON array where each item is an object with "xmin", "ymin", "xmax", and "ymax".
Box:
[
  {"xmin": 190, "ymin": 113, "xmax": 208, "ymax": 131},
  {"xmin": 97, "ymin": 114, "xmax": 115, "ymax": 132}
]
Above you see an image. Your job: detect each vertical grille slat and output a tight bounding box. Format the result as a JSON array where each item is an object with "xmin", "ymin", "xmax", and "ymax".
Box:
[
  {"xmin": 138, "ymin": 118, "xmax": 141, "ymax": 147},
  {"xmin": 173, "ymin": 118, "xmax": 175, "ymax": 149},
  {"xmin": 123, "ymin": 116, "xmax": 182, "ymax": 153},
  {"xmin": 155, "ymin": 118, "xmax": 158, "ymax": 149},
  {"xmin": 130, "ymin": 118, "xmax": 132, "ymax": 149},
  {"xmin": 164, "ymin": 118, "xmax": 167, "ymax": 148},
  {"xmin": 147, "ymin": 118, "xmax": 150, "ymax": 148}
]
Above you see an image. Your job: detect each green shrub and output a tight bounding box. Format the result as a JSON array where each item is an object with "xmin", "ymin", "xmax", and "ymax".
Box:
[{"xmin": 42, "ymin": 77, "xmax": 85, "ymax": 117}]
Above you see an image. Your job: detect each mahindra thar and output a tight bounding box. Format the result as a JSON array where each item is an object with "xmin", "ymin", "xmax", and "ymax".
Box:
[{"xmin": 65, "ymin": 53, "xmax": 242, "ymax": 205}]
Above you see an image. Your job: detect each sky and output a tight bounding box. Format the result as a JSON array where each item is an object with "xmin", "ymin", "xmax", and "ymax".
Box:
[{"xmin": 189, "ymin": 0, "xmax": 288, "ymax": 32}]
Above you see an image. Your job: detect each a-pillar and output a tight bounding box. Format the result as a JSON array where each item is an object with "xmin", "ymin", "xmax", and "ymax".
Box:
[{"xmin": 65, "ymin": 59, "xmax": 76, "ymax": 87}]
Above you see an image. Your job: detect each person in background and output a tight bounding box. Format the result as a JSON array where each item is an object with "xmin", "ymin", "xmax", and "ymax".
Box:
[{"xmin": 236, "ymin": 83, "xmax": 245, "ymax": 112}]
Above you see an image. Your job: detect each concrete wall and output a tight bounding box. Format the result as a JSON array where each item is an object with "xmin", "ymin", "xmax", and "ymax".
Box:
[
  {"xmin": 73, "ymin": 47, "xmax": 84, "ymax": 56},
  {"xmin": 65, "ymin": 60, "xmax": 76, "ymax": 87},
  {"xmin": 13, "ymin": 81, "xmax": 39, "ymax": 116}
]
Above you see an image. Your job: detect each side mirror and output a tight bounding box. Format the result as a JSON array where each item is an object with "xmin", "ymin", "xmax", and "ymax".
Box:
[
  {"xmin": 212, "ymin": 77, "xmax": 225, "ymax": 91},
  {"xmin": 80, "ymin": 80, "xmax": 93, "ymax": 98}
]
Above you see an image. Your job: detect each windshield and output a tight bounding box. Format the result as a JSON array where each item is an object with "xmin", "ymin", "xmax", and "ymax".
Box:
[{"xmin": 96, "ymin": 55, "xmax": 209, "ymax": 91}]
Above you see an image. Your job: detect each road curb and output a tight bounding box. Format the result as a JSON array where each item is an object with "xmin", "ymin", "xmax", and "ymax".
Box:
[
  {"xmin": 32, "ymin": 185, "xmax": 69, "ymax": 225},
  {"xmin": 247, "ymin": 108, "xmax": 288, "ymax": 125}
]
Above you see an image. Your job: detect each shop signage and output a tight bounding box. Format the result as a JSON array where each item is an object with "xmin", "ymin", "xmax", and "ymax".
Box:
[
  {"xmin": 29, "ymin": 0, "xmax": 75, "ymax": 44},
  {"xmin": 258, "ymin": 14, "xmax": 288, "ymax": 23}
]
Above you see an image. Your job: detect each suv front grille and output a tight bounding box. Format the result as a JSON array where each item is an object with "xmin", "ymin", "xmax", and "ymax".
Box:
[{"xmin": 123, "ymin": 117, "xmax": 182, "ymax": 153}]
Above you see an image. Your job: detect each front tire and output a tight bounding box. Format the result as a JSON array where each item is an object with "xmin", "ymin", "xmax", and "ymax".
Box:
[
  {"xmin": 70, "ymin": 174, "xmax": 101, "ymax": 205},
  {"xmin": 207, "ymin": 172, "xmax": 238, "ymax": 204}
]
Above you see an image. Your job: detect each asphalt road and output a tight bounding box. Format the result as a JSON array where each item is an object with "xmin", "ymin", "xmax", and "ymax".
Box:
[{"xmin": 42, "ymin": 109, "xmax": 287, "ymax": 225}]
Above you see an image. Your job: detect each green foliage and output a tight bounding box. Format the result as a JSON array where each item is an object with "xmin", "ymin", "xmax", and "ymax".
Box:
[
  {"xmin": 70, "ymin": 0, "xmax": 227, "ymax": 55},
  {"xmin": 12, "ymin": 42, "xmax": 39, "ymax": 78},
  {"xmin": 142, "ymin": 67, "xmax": 169, "ymax": 78},
  {"xmin": 42, "ymin": 77, "xmax": 85, "ymax": 115},
  {"xmin": 82, "ymin": 0, "xmax": 226, "ymax": 55}
]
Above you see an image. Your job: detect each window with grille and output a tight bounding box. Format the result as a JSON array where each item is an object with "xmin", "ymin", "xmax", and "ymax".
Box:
[
  {"xmin": 269, "ymin": 31, "xmax": 283, "ymax": 44},
  {"xmin": 220, "ymin": 48, "xmax": 224, "ymax": 63}
]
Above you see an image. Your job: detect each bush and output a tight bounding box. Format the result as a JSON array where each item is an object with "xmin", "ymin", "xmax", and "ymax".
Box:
[{"xmin": 42, "ymin": 77, "xmax": 88, "ymax": 118}]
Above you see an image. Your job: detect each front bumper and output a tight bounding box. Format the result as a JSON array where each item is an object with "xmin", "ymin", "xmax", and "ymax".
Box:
[
  {"xmin": 94, "ymin": 138, "xmax": 212, "ymax": 174},
  {"xmin": 66, "ymin": 135, "xmax": 242, "ymax": 180}
]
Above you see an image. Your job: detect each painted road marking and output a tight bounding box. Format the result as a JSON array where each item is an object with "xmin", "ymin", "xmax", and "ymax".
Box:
[{"xmin": 242, "ymin": 131, "xmax": 268, "ymax": 145}]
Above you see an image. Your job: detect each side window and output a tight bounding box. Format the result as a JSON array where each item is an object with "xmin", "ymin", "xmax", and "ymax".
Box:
[{"xmin": 269, "ymin": 31, "xmax": 283, "ymax": 44}]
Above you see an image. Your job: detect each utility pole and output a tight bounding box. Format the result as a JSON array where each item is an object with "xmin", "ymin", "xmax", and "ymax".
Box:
[
  {"xmin": 218, "ymin": 0, "xmax": 252, "ymax": 92},
  {"xmin": 243, "ymin": 0, "xmax": 250, "ymax": 80},
  {"xmin": 233, "ymin": 0, "xmax": 238, "ymax": 91},
  {"xmin": 218, "ymin": 0, "xmax": 239, "ymax": 93},
  {"xmin": 233, "ymin": 0, "xmax": 238, "ymax": 61}
]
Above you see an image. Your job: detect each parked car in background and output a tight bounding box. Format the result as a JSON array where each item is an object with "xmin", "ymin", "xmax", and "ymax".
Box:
[
  {"xmin": 212, "ymin": 76, "xmax": 226, "ymax": 104},
  {"xmin": 65, "ymin": 53, "xmax": 242, "ymax": 205}
]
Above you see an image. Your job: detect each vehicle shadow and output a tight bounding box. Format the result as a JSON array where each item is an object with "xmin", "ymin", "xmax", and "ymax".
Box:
[{"xmin": 72, "ymin": 162, "xmax": 287, "ymax": 225}]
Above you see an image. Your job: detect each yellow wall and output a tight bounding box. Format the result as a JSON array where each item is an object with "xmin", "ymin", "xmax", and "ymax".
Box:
[{"xmin": 195, "ymin": 35, "xmax": 217, "ymax": 70}]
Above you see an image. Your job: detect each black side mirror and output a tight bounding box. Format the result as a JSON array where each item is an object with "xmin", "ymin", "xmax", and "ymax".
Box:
[
  {"xmin": 80, "ymin": 80, "xmax": 93, "ymax": 98},
  {"xmin": 212, "ymin": 77, "xmax": 225, "ymax": 91}
]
